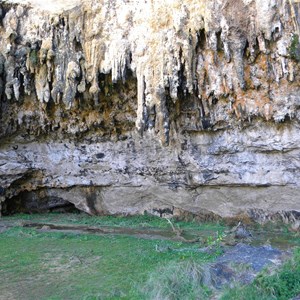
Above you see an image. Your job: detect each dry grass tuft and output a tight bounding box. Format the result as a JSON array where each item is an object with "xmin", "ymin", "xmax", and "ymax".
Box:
[{"xmin": 141, "ymin": 260, "xmax": 212, "ymax": 300}]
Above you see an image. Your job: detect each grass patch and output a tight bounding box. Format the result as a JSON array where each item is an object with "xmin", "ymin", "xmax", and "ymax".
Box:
[
  {"xmin": 0, "ymin": 219, "xmax": 220, "ymax": 300},
  {"xmin": 2, "ymin": 213, "xmax": 300, "ymax": 299},
  {"xmin": 221, "ymin": 248, "xmax": 300, "ymax": 300},
  {"xmin": 141, "ymin": 260, "xmax": 212, "ymax": 300}
]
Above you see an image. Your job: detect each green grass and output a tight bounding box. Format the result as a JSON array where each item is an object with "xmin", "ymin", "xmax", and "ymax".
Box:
[
  {"xmin": 2, "ymin": 213, "xmax": 300, "ymax": 300},
  {"xmin": 221, "ymin": 248, "xmax": 300, "ymax": 300},
  {"xmin": 0, "ymin": 220, "xmax": 220, "ymax": 300}
]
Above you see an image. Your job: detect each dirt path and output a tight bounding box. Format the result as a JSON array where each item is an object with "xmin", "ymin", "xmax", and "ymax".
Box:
[{"xmin": 22, "ymin": 222, "xmax": 202, "ymax": 243}]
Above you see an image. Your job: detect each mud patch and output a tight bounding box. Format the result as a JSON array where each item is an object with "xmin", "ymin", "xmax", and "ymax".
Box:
[{"xmin": 22, "ymin": 222, "xmax": 201, "ymax": 243}]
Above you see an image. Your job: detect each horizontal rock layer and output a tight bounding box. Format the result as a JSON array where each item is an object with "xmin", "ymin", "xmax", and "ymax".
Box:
[{"xmin": 0, "ymin": 0, "xmax": 300, "ymax": 222}]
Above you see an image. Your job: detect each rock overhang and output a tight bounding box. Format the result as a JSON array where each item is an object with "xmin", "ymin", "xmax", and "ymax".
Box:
[{"xmin": 0, "ymin": 0, "xmax": 299, "ymax": 223}]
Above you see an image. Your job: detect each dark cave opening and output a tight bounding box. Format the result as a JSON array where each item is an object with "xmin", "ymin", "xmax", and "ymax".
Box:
[{"xmin": 1, "ymin": 190, "xmax": 80, "ymax": 216}]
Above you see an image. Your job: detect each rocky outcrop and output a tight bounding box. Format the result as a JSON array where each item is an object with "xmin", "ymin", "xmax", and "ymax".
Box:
[{"xmin": 0, "ymin": 0, "xmax": 300, "ymax": 222}]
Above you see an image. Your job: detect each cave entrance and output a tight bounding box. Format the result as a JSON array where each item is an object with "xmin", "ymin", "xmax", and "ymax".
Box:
[{"xmin": 1, "ymin": 190, "xmax": 80, "ymax": 216}]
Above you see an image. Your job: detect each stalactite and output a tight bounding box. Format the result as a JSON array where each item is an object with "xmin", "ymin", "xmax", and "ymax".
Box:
[{"xmin": 0, "ymin": 0, "xmax": 299, "ymax": 140}]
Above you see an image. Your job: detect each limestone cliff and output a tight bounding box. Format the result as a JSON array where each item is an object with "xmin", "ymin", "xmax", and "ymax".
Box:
[{"xmin": 0, "ymin": 0, "xmax": 300, "ymax": 222}]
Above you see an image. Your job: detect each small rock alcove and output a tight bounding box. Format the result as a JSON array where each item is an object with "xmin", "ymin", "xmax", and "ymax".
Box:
[{"xmin": 1, "ymin": 190, "xmax": 80, "ymax": 216}]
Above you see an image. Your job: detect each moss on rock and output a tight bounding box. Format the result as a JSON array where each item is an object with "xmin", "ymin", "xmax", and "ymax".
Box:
[{"xmin": 289, "ymin": 34, "xmax": 300, "ymax": 62}]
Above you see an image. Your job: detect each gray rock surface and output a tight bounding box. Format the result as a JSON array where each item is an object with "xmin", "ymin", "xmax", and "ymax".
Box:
[
  {"xmin": 210, "ymin": 243, "xmax": 287, "ymax": 288},
  {"xmin": 0, "ymin": 0, "xmax": 300, "ymax": 221}
]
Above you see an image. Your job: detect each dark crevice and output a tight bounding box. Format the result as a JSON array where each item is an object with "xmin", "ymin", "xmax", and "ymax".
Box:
[
  {"xmin": 73, "ymin": 38, "xmax": 83, "ymax": 52},
  {"xmin": 2, "ymin": 190, "xmax": 80, "ymax": 216},
  {"xmin": 216, "ymin": 30, "xmax": 223, "ymax": 52},
  {"xmin": 197, "ymin": 29, "xmax": 207, "ymax": 51}
]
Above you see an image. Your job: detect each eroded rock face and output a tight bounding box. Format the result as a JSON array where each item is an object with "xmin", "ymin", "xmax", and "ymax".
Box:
[{"xmin": 0, "ymin": 0, "xmax": 300, "ymax": 222}]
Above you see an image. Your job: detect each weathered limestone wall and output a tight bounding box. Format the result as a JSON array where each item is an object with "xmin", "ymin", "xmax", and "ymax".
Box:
[{"xmin": 0, "ymin": 0, "xmax": 300, "ymax": 222}]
